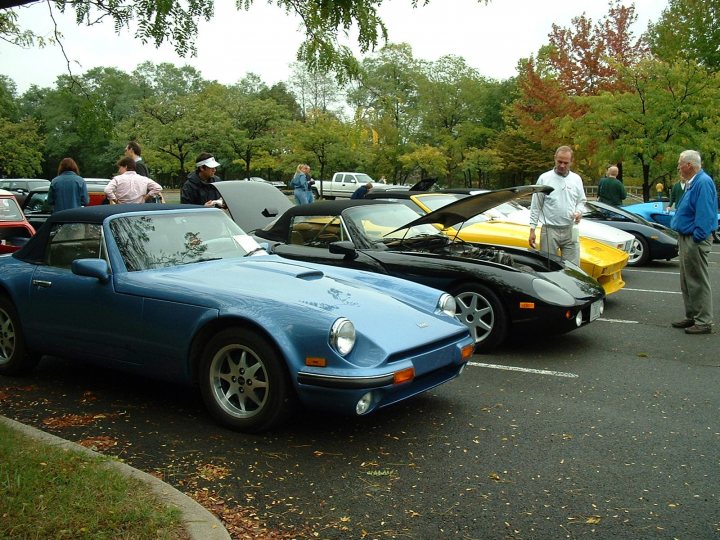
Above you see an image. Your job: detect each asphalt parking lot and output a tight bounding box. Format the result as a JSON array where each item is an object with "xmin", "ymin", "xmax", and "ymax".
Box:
[{"xmin": 1, "ymin": 246, "xmax": 719, "ymax": 539}]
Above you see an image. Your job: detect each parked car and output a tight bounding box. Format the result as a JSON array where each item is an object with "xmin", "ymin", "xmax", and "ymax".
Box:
[
  {"xmin": 581, "ymin": 200, "xmax": 678, "ymax": 266},
  {"xmin": 0, "ymin": 178, "xmax": 50, "ymax": 205},
  {"xmin": 366, "ymin": 190, "xmax": 628, "ymax": 295},
  {"xmin": 0, "ymin": 204, "xmax": 474, "ymax": 432},
  {"xmin": 313, "ymin": 172, "xmax": 411, "ymax": 199},
  {"xmin": 244, "ymin": 176, "xmax": 287, "ymax": 190},
  {"xmin": 623, "ymin": 201, "xmax": 720, "ymax": 243},
  {"xmin": 0, "ymin": 189, "xmax": 35, "ymax": 254},
  {"xmin": 83, "ymin": 178, "xmax": 110, "ymax": 185},
  {"xmin": 215, "ymin": 181, "xmax": 606, "ymax": 352},
  {"xmin": 21, "ymin": 184, "xmax": 109, "ymax": 230}
]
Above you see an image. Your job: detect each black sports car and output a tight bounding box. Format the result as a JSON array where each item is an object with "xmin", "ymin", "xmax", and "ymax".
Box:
[
  {"xmin": 582, "ymin": 200, "xmax": 678, "ymax": 266},
  {"xmin": 216, "ymin": 181, "xmax": 605, "ymax": 352}
]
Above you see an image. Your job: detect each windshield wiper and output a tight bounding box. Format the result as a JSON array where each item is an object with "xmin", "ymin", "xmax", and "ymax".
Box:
[
  {"xmin": 244, "ymin": 247, "xmax": 267, "ymax": 257},
  {"xmin": 182, "ymin": 257, "xmax": 223, "ymax": 265}
]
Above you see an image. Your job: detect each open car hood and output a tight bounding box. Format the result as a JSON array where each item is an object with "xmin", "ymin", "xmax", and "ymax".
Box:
[
  {"xmin": 215, "ymin": 180, "xmax": 294, "ymax": 232},
  {"xmin": 390, "ymin": 185, "xmax": 553, "ymax": 233}
]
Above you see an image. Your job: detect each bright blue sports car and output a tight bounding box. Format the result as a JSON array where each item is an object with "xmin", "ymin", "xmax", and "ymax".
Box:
[
  {"xmin": 623, "ymin": 201, "xmax": 720, "ymax": 244},
  {"xmin": 0, "ymin": 204, "xmax": 474, "ymax": 432}
]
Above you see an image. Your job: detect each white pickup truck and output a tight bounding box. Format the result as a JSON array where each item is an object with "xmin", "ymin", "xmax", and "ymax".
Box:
[{"xmin": 313, "ymin": 172, "xmax": 409, "ymax": 199}]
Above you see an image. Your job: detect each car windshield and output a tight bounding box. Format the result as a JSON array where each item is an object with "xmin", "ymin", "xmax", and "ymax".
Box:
[
  {"xmin": 23, "ymin": 192, "xmax": 51, "ymax": 213},
  {"xmin": 343, "ymin": 204, "xmax": 442, "ymax": 242},
  {"xmin": 109, "ymin": 211, "xmax": 266, "ymax": 271},
  {"xmin": 0, "ymin": 197, "xmax": 24, "ymax": 221}
]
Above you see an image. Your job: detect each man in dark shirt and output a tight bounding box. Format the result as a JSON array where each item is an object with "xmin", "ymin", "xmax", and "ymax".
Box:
[
  {"xmin": 125, "ymin": 141, "xmax": 150, "ymax": 178},
  {"xmin": 180, "ymin": 153, "xmax": 224, "ymax": 206},
  {"xmin": 597, "ymin": 166, "xmax": 626, "ymax": 206}
]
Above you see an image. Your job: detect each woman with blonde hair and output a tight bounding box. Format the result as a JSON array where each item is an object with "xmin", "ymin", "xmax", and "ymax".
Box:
[{"xmin": 290, "ymin": 163, "xmax": 312, "ymax": 205}]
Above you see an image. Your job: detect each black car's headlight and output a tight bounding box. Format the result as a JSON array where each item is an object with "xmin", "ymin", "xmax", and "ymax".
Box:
[
  {"xmin": 531, "ymin": 279, "xmax": 575, "ymax": 306},
  {"xmin": 437, "ymin": 293, "xmax": 457, "ymax": 317},
  {"xmin": 330, "ymin": 318, "xmax": 356, "ymax": 356}
]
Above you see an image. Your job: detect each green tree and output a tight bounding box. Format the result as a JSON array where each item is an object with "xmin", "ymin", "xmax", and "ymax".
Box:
[
  {"xmin": 213, "ymin": 83, "xmax": 295, "ymax": 179},
  {"xmin": 35, "ymin": 67, "xmax": 144, "ymax": 178},
  {"xmin": 574, "ymin": 59, "xmax": 720, "ymax": 200},
  {"xmin": 0, "ymin": 75, "xmax": 20, "ymax": 121},
  {"xmin": 0, "ymin": 117, "xmax": 44, "ymax": 177},
  {"xmin": 348, "ymin": 43, "xmax": 422, "ymax": 183},
  {"xmin": 119, "ymin": 85, "xmax": 225, "ymax": 186},
  {"xmin": 648, "ymin": 0, "xmax": 720, "ymax": 71},
  {"xmin": 286, "ymin": 111, "xmax": 365, "ymax": 191},
  {"xmin": 398, "ymin": 144, "xmax": 449, "ymax": 179},
  {"xmin": 288, "ymin": 62, "xmax": 345, "ymax": 119}
]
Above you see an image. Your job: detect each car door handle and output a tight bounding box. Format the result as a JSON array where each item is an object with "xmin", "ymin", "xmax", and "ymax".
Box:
[{"xmin": 32, "ymin": 279, "xmax": 52, "ymax": 288}]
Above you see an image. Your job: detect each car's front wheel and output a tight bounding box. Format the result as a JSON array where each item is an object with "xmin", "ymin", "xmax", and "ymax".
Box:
[
  {"xmin": 628, "ymin": 233, "xmax": 649, "ymax": 266},
  {"xmin": 198, "ymin": 328, "xmax": 294, "ymax": 432},
  {"xmin": 0, "ymin": 295, "xmax": 39, "ymax": 376},
  {"xmin": 450, "ymin": 283, "xmax": 507, "ymax": 353}
]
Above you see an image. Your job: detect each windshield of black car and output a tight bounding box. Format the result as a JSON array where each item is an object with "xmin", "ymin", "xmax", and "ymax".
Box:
[
  {"xmin": 109, "ymin": 210, "xmax": 266, "ymax": 271},
  {"xmin": 0, "ymin": 197, "xmax": 24, "ymax": 221},
  {"xmin": 343, "ymin": 204, "xmax": 442, "ymax": 241}
]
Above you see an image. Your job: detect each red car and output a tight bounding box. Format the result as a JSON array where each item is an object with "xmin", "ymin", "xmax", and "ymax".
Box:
[{"xmin": 0, "ymin": 189, "xmax": 35, "ymax": 254}]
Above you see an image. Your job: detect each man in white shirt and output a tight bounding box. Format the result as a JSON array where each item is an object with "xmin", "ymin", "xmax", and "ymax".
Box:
[
  {"xmin": 105, "ymin": 157, "xmax": 163, "ymax": 204},
  {"xmin": 528, "ymin": 145, "xmax": 586, "ymax": 266}
]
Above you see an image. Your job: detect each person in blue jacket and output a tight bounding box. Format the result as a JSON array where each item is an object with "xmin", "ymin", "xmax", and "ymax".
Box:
[
  {"xmin": 670, "ymin": 150, "xmax": 718, "ymax": 334},
  {"xmin": 48, "ymin": 157, "xmax": 89, "ymax": 212},
  {"xmin": 290, "ymin": 164, "xmax": 312, "ymax": 205}
]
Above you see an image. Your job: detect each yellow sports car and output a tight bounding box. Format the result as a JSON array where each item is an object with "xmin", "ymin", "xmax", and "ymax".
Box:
[{"xmin": 367, "ymin": 191, "xmax": 627, "ymax": 295}]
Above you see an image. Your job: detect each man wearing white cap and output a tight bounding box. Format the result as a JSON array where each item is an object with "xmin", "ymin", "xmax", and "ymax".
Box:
[{"xmin": 180, "ymin": 152, "xmax": 224, "ymax": 206}]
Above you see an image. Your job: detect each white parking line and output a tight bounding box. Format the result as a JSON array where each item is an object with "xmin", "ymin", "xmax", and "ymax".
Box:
[
  {"xmin": 468, "ymin": 362, "xmax": 578, "ymax": 378},
  {"xmin": 623, "ymin": 268, "xmax": 679, "ymax": 275},
  {"xmin": 622, "ymin": 288, "xmax": 681, "ymax": 294},
  {"xmin": 598, "ymin": 317, "xmax": 638, "ymax": 324}
]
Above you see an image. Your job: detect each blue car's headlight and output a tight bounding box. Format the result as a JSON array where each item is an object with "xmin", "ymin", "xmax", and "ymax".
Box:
[
  {"xmin": 330, "ymin": 318, "xmax": 356, "ymax": 356},
  {"xmin": 531, "ymin": 279, "xmax": 575, "ymax": 306},
  {"xmin": 437, "ymin": 293, "xmax": 457, "ymax": 318}
]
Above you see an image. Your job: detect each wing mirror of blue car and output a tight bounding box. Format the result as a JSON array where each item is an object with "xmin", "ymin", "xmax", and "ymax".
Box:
[
  {"xmin": 328, "ymin": 241, "xmax": 358, "ymax": 260},
  {"xmin": 72, "ymin": 259, "xmax": 111, "ymax": 284}
]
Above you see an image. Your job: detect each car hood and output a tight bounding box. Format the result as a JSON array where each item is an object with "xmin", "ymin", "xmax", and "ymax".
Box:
[
  {"xmin": 390, "ymin": 185, "xmax": 553, "ymax": 233},
  {"xmin": 215, "ymin": 180, "xmax": 294, "ymax": 232},
  {"xmin": 117, "ymin": 256, "xmax": 468, "ymax": 345}
]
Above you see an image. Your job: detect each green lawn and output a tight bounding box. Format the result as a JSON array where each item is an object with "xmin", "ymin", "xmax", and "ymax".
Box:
[{"xmin": 0, "ymin": 421, "xmax": 185, "ymax": 539}]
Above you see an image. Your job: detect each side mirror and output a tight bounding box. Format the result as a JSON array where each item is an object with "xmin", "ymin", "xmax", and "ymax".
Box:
[
  {"xmin": 72, "ymin": 258, "xmax": 111, "ymax": 284},
  {"xmin": 328, "ymin": 241, "xmax": 358, "ymax": 260}
]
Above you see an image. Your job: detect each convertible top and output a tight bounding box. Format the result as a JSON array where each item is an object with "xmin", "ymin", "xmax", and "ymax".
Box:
[
  {"xmin": 13, "ymin": 204, "xmax": 215, "ymax": 263},
  {"xmin": 255, "ymin": 199, "xmax": 393, "ymax": 242}
]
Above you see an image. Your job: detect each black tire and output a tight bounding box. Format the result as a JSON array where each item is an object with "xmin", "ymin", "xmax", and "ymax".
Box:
[
  {"xmin": 0, "ymin": 295, "xmax": 39, "ymax": 375},
  {"xmin": 198, "ymin": 328, "xmax": 294, "ymax": 432},
  {"xmin": 449, "ymin": 283, "xmax": 508, "ymax": 353},
  {"xmin": 627, "ymin": 233, "xmax": 650, "ymax": 266}
]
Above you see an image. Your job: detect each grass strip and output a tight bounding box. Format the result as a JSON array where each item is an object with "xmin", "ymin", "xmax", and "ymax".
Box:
[{"xmin": 0, "ymin": 422, "xmax": 184, "ymax": 539}]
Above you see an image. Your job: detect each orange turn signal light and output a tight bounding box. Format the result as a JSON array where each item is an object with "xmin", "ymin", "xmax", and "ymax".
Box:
[
  {"xmin": 461, "ymin": 345, "xmax": 474, "ymax": 361},
  {"xmin": 393, "ymin": 367, "xmax": 415, "ymax": 385},
  {"xmin": 519, "ymin": 302, "xmax": 535, "ymax": 309},
  {"xmin": 305, "ymin": 357, "xmax": 326, "ymax": 367}
]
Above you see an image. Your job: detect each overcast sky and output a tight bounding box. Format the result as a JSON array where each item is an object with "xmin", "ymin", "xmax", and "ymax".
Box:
[{"xmin": 1, "ymin": 0, "xmax": 669, "ymax": 94}]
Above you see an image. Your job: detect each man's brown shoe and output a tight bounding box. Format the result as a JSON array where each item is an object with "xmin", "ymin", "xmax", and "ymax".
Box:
[
  {"xmin": 672, "ymin": 319, "xmax": 695, "ymax": 328},
  {"xmin": 685, "ymin": 324, "xmax": 712, "ymax": 335}
]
